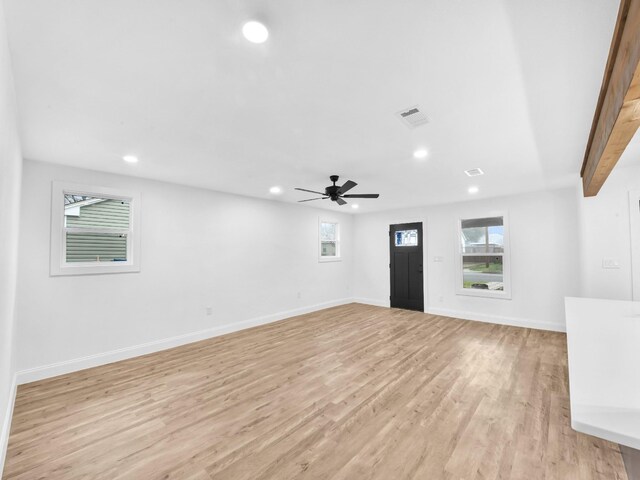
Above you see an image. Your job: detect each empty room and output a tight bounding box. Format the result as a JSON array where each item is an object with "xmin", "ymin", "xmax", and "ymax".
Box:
[{"xmin": 1, "ymin": 0, "xmax": 640, "ymax": 479}]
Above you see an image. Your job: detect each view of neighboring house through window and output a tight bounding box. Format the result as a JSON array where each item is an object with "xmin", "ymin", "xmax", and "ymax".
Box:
[
  {"xmin": 50, "ymin": 182, "xmax": 140, "ymax": 276},
  {"xmin": 319, "ymin": 220, "xmax": 340, "ymax": 261},
  {"xmin": 64, "ymin": 194, "xmax": 131, "ymax": 263},
  {"xmin": 458, "ymin": 215, "xmax": 510, "ymax": 298}
]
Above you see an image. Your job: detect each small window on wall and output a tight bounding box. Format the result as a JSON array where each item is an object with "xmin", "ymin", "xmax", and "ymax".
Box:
[
  {"xmin": 319, "ymin": 220, "xmax": 340, "ymax": 262},
  {"xmin": 50, "ymin": 182, "xmax": 141, "ymax": 276},
  {"xmin": 395, "ymin": 229, "xmax": 418, "ymax": 247},
  {"xmin": 456, "ymin": 215, "xmax": 510, "ymax": 299}
]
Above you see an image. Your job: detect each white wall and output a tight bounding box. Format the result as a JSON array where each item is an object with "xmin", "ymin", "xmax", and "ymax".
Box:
[
  {"xmin": 353, "ymin": 187, "xmax": 580, "ymax": 331},
  {"xmin": 577, "ymin": 164, "xmax": 640, "ymax": 301},
  {"xmin": 18, "ymin": 157, "xmax": 636, "ymax": 380},
  {"xmin": 16, "ymin": 160, "xmax": 354, "ymax": 378},
  {"xmin": 0, "ymin": 0, "xmax": 22, "ymax": 472}
]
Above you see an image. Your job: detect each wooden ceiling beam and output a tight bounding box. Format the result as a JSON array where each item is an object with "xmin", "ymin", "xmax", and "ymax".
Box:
[{"xmin": 581, "ymin": 0, "xmax": 640, "ymax": 197}]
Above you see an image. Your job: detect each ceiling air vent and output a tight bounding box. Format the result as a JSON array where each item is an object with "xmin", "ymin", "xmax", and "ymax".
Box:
[
  {"xmin": 396, "ymin": 105, "xmax": 429, "ymax": 128},
  {"xmin": 464, "ymin": 168, "xmax": 484, "ymax": 177}
]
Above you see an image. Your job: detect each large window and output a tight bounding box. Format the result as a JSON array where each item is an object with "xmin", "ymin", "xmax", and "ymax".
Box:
[
  {"xmin": 456, "ymin": 215, "xmax": 510, "ymax": 298},
  {"xmin": 319, "ymin": 220, "xmax": 340, "ymax": 262},
  {"xmin": 51, "ymin": 182, "xmax": 141, "ymax": 276}
]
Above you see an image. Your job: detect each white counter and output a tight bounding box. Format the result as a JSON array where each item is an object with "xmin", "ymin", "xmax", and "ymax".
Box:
[{"xmin": 565, "ymin": 297, "xmax": 640, "ymax": 449}]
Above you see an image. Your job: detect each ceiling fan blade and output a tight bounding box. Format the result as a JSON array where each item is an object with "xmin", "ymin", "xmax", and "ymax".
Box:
[
  {"xmin": 298, "ymin": 197, "xmax": 328, "ymax": 202},
  {"xmin": 337, "ymin": 180, "xmax": 357, "ymax": 194},
  {"xmin": 295, "ymin": 187, "xmax": 326, "ymax": 196},
  {"xmin": 342, "ymin": 194, "xmax": 380, "ymax": 198},
  {"xmin": 335, "ymin": 197, "xmax": 347, "ymax": 206}
]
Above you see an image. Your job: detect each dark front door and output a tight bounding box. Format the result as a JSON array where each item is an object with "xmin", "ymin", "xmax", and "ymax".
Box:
[{"xmin": 390, "ymin": 222, "xmax": 424, "ymax": 311}]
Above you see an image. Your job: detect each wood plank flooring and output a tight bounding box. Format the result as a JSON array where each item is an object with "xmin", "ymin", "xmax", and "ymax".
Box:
[{"xmin": 3, "ymin": 304, "xmax": 628, "ymax": 479}]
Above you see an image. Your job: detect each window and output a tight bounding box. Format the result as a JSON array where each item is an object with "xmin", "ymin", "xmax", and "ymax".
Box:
[
  {"xmin": 319, "ymin": 220, "xmax": 340, "ymax": 262},
  {"xmin": 456, "ymin": 215, "xmax": 510, "ymax": 298},
  {"xmin": 64, "ymin": 195, "xmax": 130, "ymax": 263},
  {"xmin": 50, "ymin": 182, "xmax": 141, "ymax": 275},
  {"xmin": 395, "ymin": 229, "xmax": 418, "ymax": 247}
]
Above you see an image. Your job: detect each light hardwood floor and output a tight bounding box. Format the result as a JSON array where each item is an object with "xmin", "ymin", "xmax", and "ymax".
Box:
[{"xmin": 3, "ymin": 304, "xmax": 628, "ymax": 479}]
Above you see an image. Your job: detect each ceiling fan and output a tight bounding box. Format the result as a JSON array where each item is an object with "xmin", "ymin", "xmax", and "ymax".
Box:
[{"xmin": 295, "ymin": 175, "xmax": 380, "ymax": 205}]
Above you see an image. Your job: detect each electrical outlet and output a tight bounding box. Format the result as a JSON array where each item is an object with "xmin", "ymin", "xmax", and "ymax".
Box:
[
  {"xmin": 438, "ymin": 295, "xmax": 444, "ymax": 302},
  {"xmin": 206, "ymin": 306, "xmax": 213, "ymax": 316},
  {"xmin": 433, "ymin": 256, "xmax": 443, "ymax": 263},
  {"xmin": 297, "ymin": 292, "xmax": 301, "ymax": 299}
]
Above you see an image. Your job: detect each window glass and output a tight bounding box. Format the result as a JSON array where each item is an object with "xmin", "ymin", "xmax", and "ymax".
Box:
[
  {"xmin": 321, "ymin": 241, "xmax": 337, "ymax": 257},
  {"xmin": 461, "ymin": 217, "xmax": 504, "ymax": 253},
  {"xmin": 462, "ymin": 255, "xmax": 504, "ymax": 291},
  {"xmin": 395, "ymin": 229, "xmax": 418, "ymax": 247},
  {"xmin": 64, "ymin": 196, "xmax": 131, "ymax": 264},
  {"xmin": 320, "ymin": 221, "xmax": 340, "ymax": 259},
  {"xmin": 66, "ymin": 232, "xmax": 128, "ymax": 263},
  {"xmin": 320, "ymin": 222, "xmax": 337, "ymax": 241},
  {"xmin": 459, "ymin": 216, "xmax": 508, "ymax": 295}
]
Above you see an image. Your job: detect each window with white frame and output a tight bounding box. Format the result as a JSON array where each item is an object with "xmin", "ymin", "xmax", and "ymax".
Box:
[
  {"xmin": 456, "ymin": 215, "xmax": 510, "ymax": 298},
  {"xmin": 319, "ymin": 220, "xmax": 340, "ymax": 261},
  {"xmin": 50, "ymin": 182, "xmax": 141, "ymax": 276}
]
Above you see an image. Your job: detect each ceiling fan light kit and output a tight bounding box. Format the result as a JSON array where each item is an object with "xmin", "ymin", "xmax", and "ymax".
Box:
[{"xmin": 295, "ymin": 175, "xmax": 380, "ymax": 206}]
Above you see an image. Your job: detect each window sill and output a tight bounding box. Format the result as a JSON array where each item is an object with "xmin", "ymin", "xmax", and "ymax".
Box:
[
  {"xmin": 318, "ymin": 256, "xmax": 341, "ymax": 263},
  {"xmin": 456, "ymin": 288, "xmax": 511, "ymax": 300},
  {"xmin": 51, "ymin": 262, "xmax": 140, "ymax": 276}
]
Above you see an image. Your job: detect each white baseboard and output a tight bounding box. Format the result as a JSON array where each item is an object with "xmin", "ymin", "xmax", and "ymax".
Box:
[
  {"xmin": 352, "ymin": 298, "xmax": 565, "ymax": 332},
  {"xmin": 426, "ymin": 307, "xmax": 566, "ymax": 332},
  {"xmin": 352, "ymin": 299, "xmax": 565, "ymax": 332},
  {"xmin": 0, "ymin": 374, "xmax": 17, "ymax": 478},
  {"xmin": 14, "ymin": 298, "xmax": 565, "ymax": 385},
  {"xmin": 353, "ymin": 297, "xmax": 390, "ymax": 308},
  {"xmin": 16, "ymin": 298, "xmax": 354, "ymax": 385}
]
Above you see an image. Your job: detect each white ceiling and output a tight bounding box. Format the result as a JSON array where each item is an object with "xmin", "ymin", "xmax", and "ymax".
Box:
[{"xmin": 4, "ymin": 0, "xmax": 619, "ymax": 213}]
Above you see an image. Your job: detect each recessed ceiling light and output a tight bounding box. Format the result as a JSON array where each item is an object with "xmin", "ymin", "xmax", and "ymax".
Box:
[
  {"xmin": 413, "ymin": 149, "xmax": 428, "ymax": 160},
  {"xmin": 468, "ymin": 186, "xmax": 479, "ymax": 194},
  {"xmin": 242, "ymin": 21, "xmax": 269, "ymax": 44},
  {"xmin": 351, "ymin": 204, "xmax": 359, "ymax": 209},
  {"xmin": 122, "ymin": 155, "xmax": 138, "ymax": 164},
  {"xmin": 269, "ymin": 186, "xmax": 282, "ymax": 194}
]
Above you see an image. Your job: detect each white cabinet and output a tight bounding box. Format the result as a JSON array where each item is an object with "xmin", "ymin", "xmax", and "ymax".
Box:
[{"xmin": 565, "ymin": 297, "xmax": 640, "ymax": 449}]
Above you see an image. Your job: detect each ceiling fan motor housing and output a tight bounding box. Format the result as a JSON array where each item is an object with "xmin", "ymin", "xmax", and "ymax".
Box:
[
  {"xmin": 326, "ymin": 185, "xmax": 340, "ymax": 200},
  {"xmin": 327, "ymin": 175, "xmax": 340, "ymax": 200}
]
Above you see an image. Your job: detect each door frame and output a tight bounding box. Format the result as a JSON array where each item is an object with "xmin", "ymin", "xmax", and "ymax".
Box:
[
  {"xmin": 388, "ymin": 216, "xmax": 428, "ymax": 312},
  {"xmin": 629, "ymin": 190, "xmax": 640, "ymax": 301}
]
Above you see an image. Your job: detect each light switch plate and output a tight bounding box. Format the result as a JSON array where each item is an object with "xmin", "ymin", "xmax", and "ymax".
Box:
[{"xmin": 602, "ymin": 258, "xmax": 621, "ymax": 269}]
